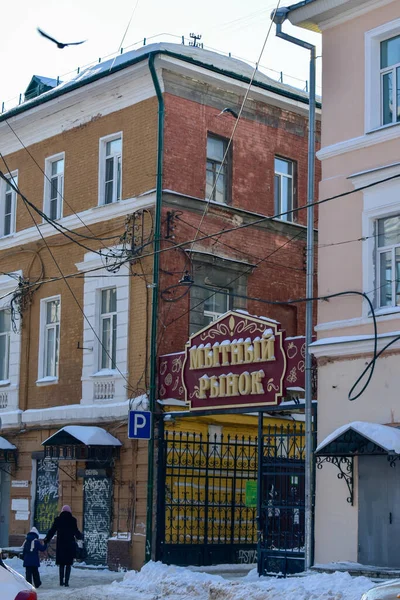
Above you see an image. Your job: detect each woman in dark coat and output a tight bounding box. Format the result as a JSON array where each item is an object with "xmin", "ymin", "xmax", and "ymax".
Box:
[{"xmin": 44, "ymin": 505, "xmax": 82, "ymax": 587}]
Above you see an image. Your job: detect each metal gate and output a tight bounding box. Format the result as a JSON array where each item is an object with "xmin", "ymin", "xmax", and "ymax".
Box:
[
  {"xmin": 258, "ymin": 423, "xmax": 306, "ymax": 576},
  {"xmin": 156, "ymin": 430, "xmax": 258, "ymax": 566},
  {"xmin": 83, "ymin": 476, "xmax": 112, "ymax": 565}
]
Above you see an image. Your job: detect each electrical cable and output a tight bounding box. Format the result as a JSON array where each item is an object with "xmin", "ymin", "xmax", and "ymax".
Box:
[
  {"xmin": 3, "ymin": 122, "xmax": 125, "ymax": 244},
  {"xmin": 188, "ymin": 0, "xmax": 282, "ymax": 253},
  {"xmin": 113, "ymin": 172, "xmax": 400, "ymax": 265},
  {"xmin": 175, "ymin": 213, "xmax": 307, "ymax": 274},
  {"xmin": 0, "ymin": 155, "xmax": 135, "ymax": 394},
  {"xmin": 164, "ymin": 280, "xmax": 379, "ymax": 403}
]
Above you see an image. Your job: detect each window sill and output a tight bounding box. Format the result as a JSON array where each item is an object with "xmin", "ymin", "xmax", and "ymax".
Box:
[
  {"xmin": 91, "ymin": 369, "xmax": 118, "ymax": 378},
  {"xmin": 366, "ymin": 121, "xmax": 400, "ymax": 135},
  {"xmin": 96, "ymin": 200, "xmax": 121, "ymax": 209},
  {"xmin": 36, "ymin": 376, "xmax": 58, "ymax": 386},
  {"xmin": 369, "ymin": 306, "xmax": 400, "ymax": 318},
  {"xmin": 0, "ymin": 379, "xmax": 11, "ymax": 388}
]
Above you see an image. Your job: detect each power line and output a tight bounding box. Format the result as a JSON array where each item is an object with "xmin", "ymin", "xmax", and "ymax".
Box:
[
  {"xmin": 0, "ymin": 155, "xmax": 134, "ymax": 394},
  {"xmin": 4, "ymin": 122, "xmax": 124, "ymax": 244},
  {"xmin": 189, "ymin": 0, "xmax": 282, "ymax": 252}
]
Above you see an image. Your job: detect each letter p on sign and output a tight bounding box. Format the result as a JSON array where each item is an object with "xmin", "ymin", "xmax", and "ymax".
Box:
[{"xmin": 128, "ymin": 411, "xmax": 152, "ymax": 440}]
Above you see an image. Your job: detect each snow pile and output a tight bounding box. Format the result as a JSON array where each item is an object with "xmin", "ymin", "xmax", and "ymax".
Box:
[{"xmin": 3, "ymin": 558, "xmax": 378, "ymax": 600}]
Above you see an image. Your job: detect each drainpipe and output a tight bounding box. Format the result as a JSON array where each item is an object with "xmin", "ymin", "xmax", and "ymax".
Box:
[
  {"xmin": 272, "ymin": 8, "xmax": 316, "ymax": 571},
  {"xmin": 145, "ymin": 53, "xmax": 164, "ymax": 563}
]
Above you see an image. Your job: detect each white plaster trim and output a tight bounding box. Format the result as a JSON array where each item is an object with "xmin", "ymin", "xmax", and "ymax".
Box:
[
  {"xmin": 0, "ymin": 62, "xmax": 156, "ymax": 155},
  {"xmin": 317, "ymin": 124, "xmax": 400, "ymax": 161},
  {"xmin": 319, "ymin": 0, "xmax": 397, "ymax": 31},
  {"xmin": 311, "ymin": 329, "xmax": 400, "ymax": 358},
  {"xmin": 288, "ymin": 0, "xmax": 394, "ymax": 30},
  {"xmin": 22, "ymin": 400, "xmax": 131, "ymax": 426},
  {"xmin": 78, "ymin": 251, "xmax": 130, "ymax": 404},
  {"xmin": 315, "ymin": 309, "xmax": 400, "ymax": 332},
  {"xmin": 0, "ymin": 271, "xmax": 22, "ymax": 412},
  {"xmin": 0, "ymin": 192, "xmax": 155, "ymax": 251},
  {"xmin": 348, "ymin": 162, "xmax": 400, "ymax": 187}
]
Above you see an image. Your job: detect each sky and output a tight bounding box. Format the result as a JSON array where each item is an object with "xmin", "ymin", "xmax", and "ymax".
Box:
[{"xmin": 1, "ymin": 0, "xmax": 321, "ymax": 111}]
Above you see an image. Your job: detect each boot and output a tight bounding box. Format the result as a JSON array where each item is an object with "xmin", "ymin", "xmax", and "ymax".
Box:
[
  {"xmin": 64, "ymin": 565, "xmax": 71, "ymax": 587},
  {"xmin": 59, "ymin": 564, "xmax": 65, "ymax": 586}
]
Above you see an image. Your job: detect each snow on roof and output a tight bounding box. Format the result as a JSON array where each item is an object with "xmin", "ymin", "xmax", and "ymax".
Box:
[
  {"xmin": 34, "ymin": 75, "xmax": 59, "ymax": 88},
  {"xmin": 4, "ymin": 42, "xmax": 314, "ymax": 121},
  {"xmin": 43, "ymin": 426, "xmax": 122, "ymax": 446},
  {"xmin": 0, "ymin": 436, "xmax": 16, "ymax": 450},
  {"xmin": 316, "ymin": 421, "xmax": 400, "ymax": 455}
]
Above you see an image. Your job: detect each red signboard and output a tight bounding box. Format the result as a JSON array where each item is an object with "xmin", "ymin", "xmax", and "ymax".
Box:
[
  {"xmin": 182, "ymin": 311, "xmax": 286, "ymax": 411},
  {"xmin": 158, "ymin": 312, "xmax": 315, "ymax": 410}
]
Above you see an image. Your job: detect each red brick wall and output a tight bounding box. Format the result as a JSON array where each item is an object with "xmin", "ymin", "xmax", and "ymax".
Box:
[
  {"xmin": 163, "ymin": 93, "xmax": 321, "ymax": 226},
  {"xmin": 158, "ymin": 92, "xmax": 319, "ymax": 357}
]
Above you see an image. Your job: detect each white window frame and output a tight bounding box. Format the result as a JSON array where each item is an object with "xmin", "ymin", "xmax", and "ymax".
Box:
[
  {"xmin": 98, "ymin": 133, "xmax": 123, "ymax": 206},
  {"xmin": 376, "ymin": 215, "xmax": 400, "ymax": 308},
  {"xmin": 0, "ymin": 170, "xmax": 17, "ymax": 238},
  {"xmin": 44, "ymin": 153, "xmax": 64, "ymax": 220},
  {"xmin": 203, "ymin": 287, "xmax": 230, "ymax": 324},
  {"xmin": 0, "ymin": 271, "xmax": 23, "ymax": 410},
  {"xmin": 365, "ymin": 18, "xmax": 400, "ymax": 132},
  {"xmin": 353, "ymin": 163, "xmax": 400, "ymax": 319},
  {"xmin": 0, "ymin": 308, "xmax": 11, "ymax": 384},
  {"xmin": 206, "ymin": 135, "xmax": 229, "ymax": 204},
  {"xmin": 99, "ymin": 287, "xmax": 117, "ymax": 371},
  {"xmin": 37, "ymin": 295, "xmax": 61, "ymax": 384},
  {"xmin": 274, "ymin": 157, "xmax": 294, "ymax": 221},
  {"xmin": 76, "ymin": 249, "xmax": 129, "ymax": 404}
]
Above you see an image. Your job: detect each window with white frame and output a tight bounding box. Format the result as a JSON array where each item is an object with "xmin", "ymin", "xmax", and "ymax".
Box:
[
  {"xmin": 206, "ymin": 135, "xmax": 230, "ymax": 204},
  {"xmin": 203, "ymin": 287, "xmax": 230, "ymax": 326},
  {"xmin": 44, "ymin": 155, "xmax": 64, "ymax": 220},
  {"xmin": 100, "ymin": 135, "xmax": 122, "ymax": 205},
  {"xmin": 365, "ymin": 19, "xmax": 400, "ymax": 131},
  {"xmin": 381, "ymin": 34, "xmax": 400, "ymax": 126},
  {"xmin": 100, "ymin": 288, "xmax": 117, "ymax": 370},
  {"xmin": 377, "ymin": 215, "xmax": 400, "ymax": 308},
  {"xmin": 274, "ymin": 157, "xmax": 295, "ymax": 221},
  {"xmin": 0, "ymin": 172, "xmax": 17, "ymax": 237},
  {"xmin": 0, "ymin": 309, "xmax": 11, "ymax": 382},
  {"xmin": 77, "ymin": 251, "xmax": 129, "ymax": 404},
  {"xmin": 40, "ymin": 297, "xmax": 60, "ymax": 380}
]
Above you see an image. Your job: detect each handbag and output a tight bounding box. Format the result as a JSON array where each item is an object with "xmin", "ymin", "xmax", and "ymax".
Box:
[{"xmin": 75, "ymin": 539, "xmax": 86, "ymax": 560}]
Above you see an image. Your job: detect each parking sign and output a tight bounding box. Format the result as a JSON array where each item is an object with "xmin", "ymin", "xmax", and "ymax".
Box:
[{"xmin": 128, "ymin": 411, "xmax": 152, "ymax": 440}]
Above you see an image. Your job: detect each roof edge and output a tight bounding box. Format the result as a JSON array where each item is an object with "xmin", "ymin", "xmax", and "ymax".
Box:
[{"xmin": 1, "ymin": 47, "xmax": 319, "ymax": 124}]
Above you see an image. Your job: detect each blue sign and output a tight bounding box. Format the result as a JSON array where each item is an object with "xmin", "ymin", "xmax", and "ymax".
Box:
[{"xmin": 128, "ymin": 411, "xmax": 152, "ymax": 440}]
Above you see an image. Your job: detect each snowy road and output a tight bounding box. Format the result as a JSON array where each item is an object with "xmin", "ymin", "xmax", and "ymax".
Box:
[{"xmin": 6, "ymin": 558, "xmax": 378, "ymax": 600}]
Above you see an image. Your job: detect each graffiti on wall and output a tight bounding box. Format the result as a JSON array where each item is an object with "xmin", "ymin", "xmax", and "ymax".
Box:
[
  {"xmin": 83, "ymin": 477, "xmax": 112, "ymax": 564},
  {"xmin": 34, "ymin": 458, "xmax": 59, "ymax": 533}
]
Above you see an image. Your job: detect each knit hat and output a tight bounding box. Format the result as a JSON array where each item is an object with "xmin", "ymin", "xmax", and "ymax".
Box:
[
  {"xmin": 61, "ymin": 505, "xmax": 72, "ymax": 513},
  {"xmin": 29, "ymin": 527, "xmax": 39, "ymax": 551}
]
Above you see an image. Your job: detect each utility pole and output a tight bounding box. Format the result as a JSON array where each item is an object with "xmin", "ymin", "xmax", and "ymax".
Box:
[{"xmin": 272, "ymin": 7, "xmax": 316, "ymax": 571}]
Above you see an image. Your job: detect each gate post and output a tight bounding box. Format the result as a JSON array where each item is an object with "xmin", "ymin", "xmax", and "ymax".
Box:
[
  {"xmin": 155, "ymin": 416, "xmax": 165, "ymax": 562},
  {"xmin": 257, "ymin": 411, "xmax": 264, "ymax": 576}
]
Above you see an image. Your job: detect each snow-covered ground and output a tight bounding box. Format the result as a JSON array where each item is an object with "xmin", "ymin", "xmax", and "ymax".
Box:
[{"xmin": 5, "ymin": 558, "xmax": 379, "ymax": 600}]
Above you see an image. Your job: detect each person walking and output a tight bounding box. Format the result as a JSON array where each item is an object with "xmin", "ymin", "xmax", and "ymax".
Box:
[
  {"xmin": 44, "ymin": 505, "xmax": 83, "ymax": 587},
  {"xmin": 22, "ymin": 526, "xmax": 47, "ymax": 588}
]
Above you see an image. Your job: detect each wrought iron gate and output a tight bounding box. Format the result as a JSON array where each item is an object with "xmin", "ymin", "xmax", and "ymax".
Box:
[
  {"xmin": 258, "ymin": 423, "xmax": 306, "ymax": 576},
  {"xmin": 156, "ymin": 430, "xmax": 258, "ymax": 566}
]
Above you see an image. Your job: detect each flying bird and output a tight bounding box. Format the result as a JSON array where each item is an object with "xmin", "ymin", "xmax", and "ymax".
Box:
[
  {"xmin": 37, "ymin": 28, "xmax": 86, "ymax": 49},
  {"xmin": 218, "ymin": 107, "xmax": 239, "ymax": 119}
]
